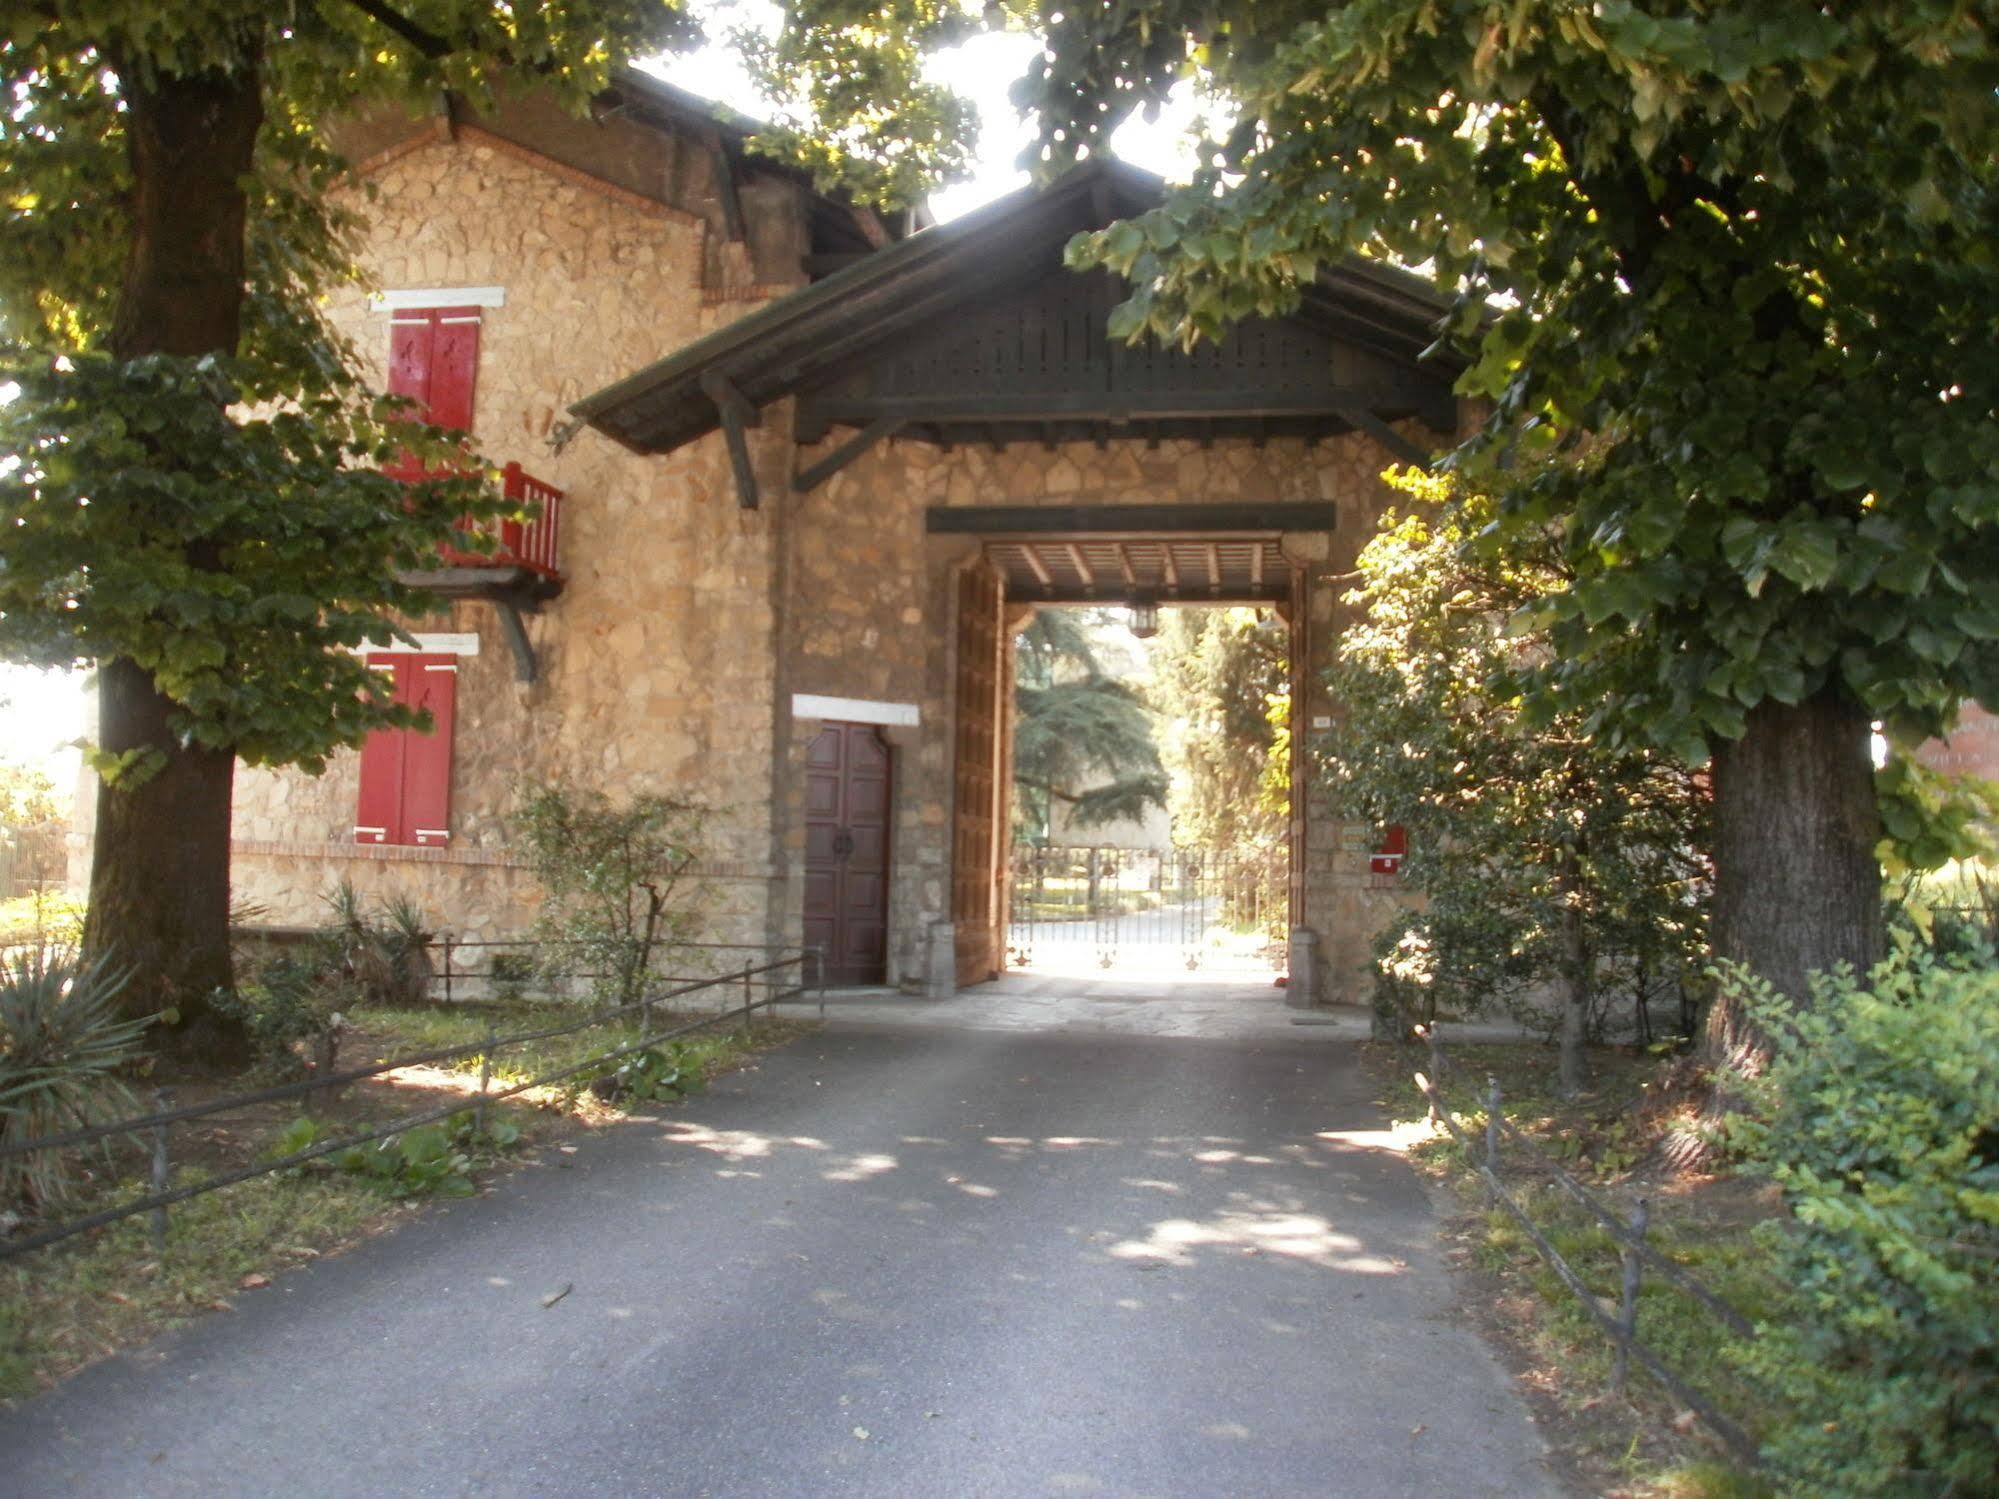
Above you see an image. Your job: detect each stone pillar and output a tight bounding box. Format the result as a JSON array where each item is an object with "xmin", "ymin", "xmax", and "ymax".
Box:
[
  {"xmin": 1286, "ymin": 927, "xmax": 1320, "ymax": 1009},
  {"xmin": 924, "ymin": 918, "xmax": 957, "ymax": 1001}
]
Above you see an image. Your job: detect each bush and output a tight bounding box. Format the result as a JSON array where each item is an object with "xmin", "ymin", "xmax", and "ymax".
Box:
[
  {"xmin": 215, "ymin": 952, "xmax": 350, "ymax": 1080},
  {"xmin": 0, "ymin": 947, "xmax": 149, "ymax": 1213},
  {"xmin": 1725, "ymin": 950, "xmax": 1999, "ymax": 1496},
  {"xmin": 326, "ymin": 882, "xmax": 432, "ymax": 1008},
  {"xmin": 513, "ymin": 782, "xmax": 707, "ymax": 1006}
]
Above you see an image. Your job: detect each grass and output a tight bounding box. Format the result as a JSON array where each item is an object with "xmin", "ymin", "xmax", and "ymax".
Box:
[
  {"xmin": 1366, "ymin": 1038, "xmax": 1785, "ymax": 1499},
  {"xmin": 0, "ymin": 1000, "xmax": 813, "ymax": 1401},
  {"xmin": 0, "ymin": 890, "xmax": 84, "ymax": 948}
]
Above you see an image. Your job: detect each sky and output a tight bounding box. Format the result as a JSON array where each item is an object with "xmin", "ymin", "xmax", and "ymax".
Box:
[{"xmin": 0, "ymin": 24, "xmax": 1196, "ymax": 791}]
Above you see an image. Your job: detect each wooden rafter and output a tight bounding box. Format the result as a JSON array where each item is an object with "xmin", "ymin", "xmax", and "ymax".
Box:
[
  {"xmin": 1337, "ymin": 405, "xmax": 1431, "ymax": 467},
  {"xmin": 1206, "ymin": 542, "xmax": 1222, "ymax": 590},
  {"xmin": 1250, "ymin": 544, "xmax": 1264, "ymax": 588},
  {"xmin": 1065, "ymin": 543, "xmax": 1095, "ymax": 587},
  {"xmin": 1019, "ymin": 543, "xmax": 1054, "ymax": 588},
  {"xmin": 1160, "ymin": 543, "xmax": 1179, "ymax": 589},
  {"xmin": 1115, "ymin": 542, "xmax": 1137, "ymax": 588}
]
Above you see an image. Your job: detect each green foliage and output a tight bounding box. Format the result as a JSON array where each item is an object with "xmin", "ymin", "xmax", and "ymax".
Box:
[
  {"xmin": 1726, "ymin": 951, "xmax": 1999, "ymax": 1496},
  {"xmin": 325, "ymin": 881, "xmax": 434, "ymax": 1009},
  {"xmin": 1323, "ymin": 476, "xmax": 1709, "ymax": 1060},
  {"xmin": 276, "ymin": 1117, "xmax": 475, "ymax": 1199},
  {"xmin": 1875, "ymin": 757, "xmax": 1999, "ymax": 879},
  {"xmin": 513, "ymin": 781, "xmax": 708, "ymax": 1005},
  {"xmin": 335, "ymin": 1124, "xmax": 475, "ymax": 1199},
  {"xmin": 213, "ymin": 954, "xmax": 348, "ymax": 1080},
  {"xmin": 596, "ymin": 1042, "xmax": 707, "ymax": 1109},
  {"xmin": 0, "ymin": 948, "xmax": 148, "ymax": 1212},
  {"xmin": 0, "ymin": 758, "xmax": 68, "ymax": 900},
  {"xmin": 0, "ymin": 352, "xmax": 498, "ymax": 770},
  {"xmin": 732, "ymin": 0, "xmax": 989, "ymax": 209},
  {"xmin": 487, "ymin": 951, "xmax": 536, "ymax": 1005},
  {"xmin": 1148, "ymin": 608, "xmax": 1288, "ymax": 849},
  {"xmin": 988, "ymin": 0, "xmax": 1999, "ymax": 989},
  {"xmin": 1013, "ymin": 610, "xmax": 1166, "ymax": 838}
]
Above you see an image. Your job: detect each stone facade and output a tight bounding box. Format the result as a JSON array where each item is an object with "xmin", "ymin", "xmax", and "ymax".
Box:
[
  {"xmin": 217, "ymin": 95, "xmax": 1443, "ymax": 1001},
  {"xmin": 229, "ymin": 116, "xmax": 798, "ymax": 951}
]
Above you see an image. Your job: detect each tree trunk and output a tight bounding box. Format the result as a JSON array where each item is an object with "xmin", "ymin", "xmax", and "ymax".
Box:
[
  {"xmin": 81, "ymin": 47, "xmax": 264, "ymax": 1058},
  {"xmin": 1557, "ymin": 856, "xmax": 1591, "ymax": 1098},
  {"xmin": 1705, "ymin": 689, "xmax": 1884, "ymax": 1072},
  {"xmin": 84, "ymin": 661, "xmax": 248, "ymax": 1063}
]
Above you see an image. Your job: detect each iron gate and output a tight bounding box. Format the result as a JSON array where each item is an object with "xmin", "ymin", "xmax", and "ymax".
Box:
[{"xmin": 1005, "ymin": 844, "xmax": 1287, "ymax": 973}]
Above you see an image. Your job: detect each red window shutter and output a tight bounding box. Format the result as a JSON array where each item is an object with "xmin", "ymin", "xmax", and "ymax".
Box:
[
  {"xmin": 403, "ymin": 658, "xmax": 457, "ymax": 846},
  {"xmin": 426, "ymin": 310, "xmax": 481, "ymax": 432},
  {"xmin": 386, "ymin": 307, "xmax": 480, "ymax": 433},
  {"xmin": 388, "ymin": 316, "xmax": 434, "ymax": 409},
  {"xmin": 354, "ymin": 656, "xmax": 409, "ymax": 845},
  {"xmin": 353, "ymin": 653, "xmax": 457, "ymax": 847}
]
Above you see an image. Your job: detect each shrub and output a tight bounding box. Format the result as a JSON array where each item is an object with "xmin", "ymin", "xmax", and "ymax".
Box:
[
  {"xmin": 487, "ymin": 951, "xmax": 534, "ymax": 1005},
  {"xmin": 0, "ymin": 947, "xmax": 149, "ymax": 1213},
  {"xmin": 1725, "ymin": 950, "xmax": 1999, "ymax": 1496},
  {"xmin": 513, "ymin": 782, "xmax": 707, "ymax": 1006},
  {"xmin": 215, "ymin": 952, "xmax": 349, "ymax": 1080},
  {"xmin": 325, "ymin": 882, "xmax": 433, "ymax": 1008}
]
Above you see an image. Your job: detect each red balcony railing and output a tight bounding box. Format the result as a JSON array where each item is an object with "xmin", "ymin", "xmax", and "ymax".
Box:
[{"xmin": 391, "ymin": 461, "xmax": 563, "ymax": 581}]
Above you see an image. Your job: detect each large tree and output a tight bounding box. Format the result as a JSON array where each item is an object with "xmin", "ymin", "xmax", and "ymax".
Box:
[
  {"xmin": 0, "ymin": 4, "xmax": 719, "ymax": 1051},
  {"xmin": 1323, "ymin": 476, "xmax": 1709, "ymax": 1091},
  {"xmin": 966, "ymin": 2, "xmax": 1998, "ymax": 1061},
  {"xmin": 1148, "ymin": 607, "xmax": 1288, "ymax": 850},
  {"xmin": 1013, "ymin": 610, "xmax": 1167, "ymax": 839}
]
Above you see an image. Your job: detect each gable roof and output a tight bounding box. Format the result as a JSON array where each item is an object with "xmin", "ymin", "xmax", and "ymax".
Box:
[{"xmin": 570, "ymin": 158, "xmax": 1462, "ymax": 457}]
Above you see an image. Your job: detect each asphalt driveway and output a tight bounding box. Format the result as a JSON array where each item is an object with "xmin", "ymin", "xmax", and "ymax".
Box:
[{"xmin": 0, "ymin": 1017, "xmax": 1557, "ymax": 1498}]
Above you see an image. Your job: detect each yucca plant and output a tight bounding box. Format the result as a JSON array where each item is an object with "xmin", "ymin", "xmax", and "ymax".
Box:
[{"xmin": 0, "ymin": 947, "xmax": 150, "ymax": 1214}]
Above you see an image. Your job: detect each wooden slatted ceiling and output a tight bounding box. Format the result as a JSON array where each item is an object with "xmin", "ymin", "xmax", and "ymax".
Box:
[{"xmin": 982, "ymin": 538, "xmax": 1289, "ymax": 602}]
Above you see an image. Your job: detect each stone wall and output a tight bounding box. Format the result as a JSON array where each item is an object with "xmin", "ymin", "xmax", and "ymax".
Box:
[{"xmin": 228, "ymin": 129, "xmax": 799, "ymax": 954}]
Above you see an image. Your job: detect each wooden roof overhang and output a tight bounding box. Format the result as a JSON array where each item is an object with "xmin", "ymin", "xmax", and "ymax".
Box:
[
  {"xmin": 929, "ymin": 501, "xmax": 1335, "ymax": 606},
  {"xmin": 570, "ymin": 160, "xmax": 1466, "ymax": 508}
]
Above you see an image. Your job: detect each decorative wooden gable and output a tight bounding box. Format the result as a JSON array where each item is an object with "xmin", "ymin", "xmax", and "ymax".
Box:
[{"xmin": 794, "ymin": 269, "xmax": 1452, "ymax": 450}]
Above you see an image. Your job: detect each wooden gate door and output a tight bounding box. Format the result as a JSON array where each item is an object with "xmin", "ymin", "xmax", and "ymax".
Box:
[
  {"xmin": 952, "ymin": 563, "xmax": 1006, "ymax": 984},
  {"xmin": 803, "ymin": 722, "xmax": 891, "ymax": 986}
]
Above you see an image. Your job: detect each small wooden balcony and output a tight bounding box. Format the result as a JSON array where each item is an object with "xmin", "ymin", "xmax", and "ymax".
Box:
[
  {"xmin": 389, "ymin": 460, "xmax": 566, "ymax": 683},
  {"xmin": 390, "ymin": 460, "xmax": 565, "ymax": 602}
]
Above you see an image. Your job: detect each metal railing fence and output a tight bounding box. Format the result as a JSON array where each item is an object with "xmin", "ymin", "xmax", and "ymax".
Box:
[
  {"xmin": 1410, "ymin": 1024, "xmax": 1763, "ymax": 1467},
  {"xmin": 0, "ymin": 951, "xmax": 819, "ymax": 1264}
]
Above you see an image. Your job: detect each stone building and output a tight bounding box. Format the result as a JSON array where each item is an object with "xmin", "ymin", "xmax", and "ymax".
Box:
[{"xmin": 220, "ymin": 69, "xmax": 1468, "ymax": 1000}]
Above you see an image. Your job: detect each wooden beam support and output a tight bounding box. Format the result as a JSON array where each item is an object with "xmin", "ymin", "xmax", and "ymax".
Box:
[
  {"xmin": 1206, "ymin": 541, "xmax": 1223, "ymax": 592},
  {"xmin": 1065, "ymin": 543, "xmax": 1095, "ymax": 587},
  {"xmin": 793, "ymin": 416, "xmax": 905, "ymax": 492},
  {"xmin": 1019, "ymin": 543, "xmax": 1054, "ymax": 588},
  {"xmin": 1115, "ymin": 542, "xmax": 1137, "ymax": 589},
  {"xmin": 1159, "ymin": 543, "xmax": 1179, "ymax": 589},
  {"xmin": 701, "ymin": 370, "xmax": 762, "ymax": 509},
  {"xmin": 1336, "ymin": 406, "xmax": 1432, "ymax": 467},
  {"xmin": 926, "ymin": 502, "xmax": 1340, "ymax": 535},
  {"xmin": 711, "ymin": 137, "xmax": 745, "ymax": 243},
  {"xmin": 496, "ymin": 597, "xmax": 537, "ymax": 684},
  {"xmin": 1250, "ymin": 544, "xmax": 1264, "ymax": 589}
]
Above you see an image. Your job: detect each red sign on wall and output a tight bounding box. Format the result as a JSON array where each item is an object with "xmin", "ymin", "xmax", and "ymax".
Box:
[{"xmin": 1370, "ymin": 824, "xmax": 1406, "ymax": 876}]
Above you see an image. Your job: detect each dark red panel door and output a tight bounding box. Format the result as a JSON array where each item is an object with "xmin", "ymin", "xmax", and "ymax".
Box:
[{"xmin": 802, "ymin": 722, "xmax": 891, "ymax": 986}]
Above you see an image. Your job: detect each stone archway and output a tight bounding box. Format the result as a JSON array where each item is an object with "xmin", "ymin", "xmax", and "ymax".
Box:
[{"xmin": 937, "ymin": 506, "xmax": 1335, "ymax": 996}]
